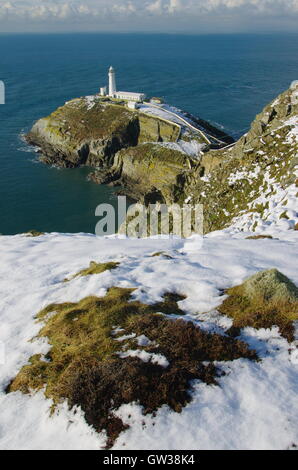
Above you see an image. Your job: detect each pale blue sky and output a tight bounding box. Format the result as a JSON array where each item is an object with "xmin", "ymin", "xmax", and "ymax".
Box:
[{"xmin": 1, "ymin": 0, "xmax": 298, "ymax": 33}]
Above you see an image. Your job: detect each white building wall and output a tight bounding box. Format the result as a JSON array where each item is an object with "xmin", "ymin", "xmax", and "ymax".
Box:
[
  {"xmin": 127, "ymin": 101, "xmax": 138, "ymax": 109},
  {"xmin": 115, "ymin": 92, "xmax": 146, "ymax": 102}
]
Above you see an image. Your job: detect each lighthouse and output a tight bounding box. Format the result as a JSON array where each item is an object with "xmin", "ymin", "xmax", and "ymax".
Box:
[
  {"xmin": 100, "ymin": 66, "xmax": 146, "ymax": 102},
  {"xmin": 108, "ymin": 66, "xmax": 116, "ymax": 97}
]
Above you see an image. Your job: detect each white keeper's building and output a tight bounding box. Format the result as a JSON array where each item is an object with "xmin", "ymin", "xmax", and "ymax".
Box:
[{"xmin": 100, "ymin": 66, "xmax": 146, "ymax": 103}]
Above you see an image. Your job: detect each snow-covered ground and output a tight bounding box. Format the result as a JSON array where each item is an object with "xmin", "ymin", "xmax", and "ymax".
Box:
[
  {"xmin": 156, "ymin": 140, "xmax": 205, "ymax": 158},
  {"xmin": 140, "ymin": 102, "xmax": 207, "ymax": 135},
  {"xmin": 0, "ymin": 218, "xmax": 297, "ymax": 449},
  {"xmin": 139, "ymin": 102, "xmax": 189, "ymax": 128}
]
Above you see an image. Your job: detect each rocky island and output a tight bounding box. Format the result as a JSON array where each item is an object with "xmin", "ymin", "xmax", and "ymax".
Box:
[{"xmin": 27, "ymin": 82, "xmax": 298, "ymax": 235}]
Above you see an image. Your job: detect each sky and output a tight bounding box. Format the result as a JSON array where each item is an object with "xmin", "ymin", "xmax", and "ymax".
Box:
[{"xmin": 0, "ymin": 0, "xmax": 298, "ymax": 33}]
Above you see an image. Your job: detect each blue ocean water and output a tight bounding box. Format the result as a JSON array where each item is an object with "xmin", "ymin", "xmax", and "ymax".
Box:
[{"xmin": 1, "ymin": 33, "xmax": 298, "ymax": 235}]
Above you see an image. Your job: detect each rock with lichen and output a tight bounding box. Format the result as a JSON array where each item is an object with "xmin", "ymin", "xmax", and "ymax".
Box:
[{"xmin": 219, "ymin": 269, "xmax": 298, "ymax": 341}]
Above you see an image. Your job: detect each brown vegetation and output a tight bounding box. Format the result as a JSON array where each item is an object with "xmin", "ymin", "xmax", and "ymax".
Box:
[{"xmin": 7, "ymin": 287, "xmax": 256, "ymax": 447}]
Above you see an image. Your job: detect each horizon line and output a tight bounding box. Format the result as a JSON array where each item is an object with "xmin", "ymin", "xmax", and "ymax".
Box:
[{"xmin": 1, "ymin": 30, "xmax": 298, "ymax": 36}]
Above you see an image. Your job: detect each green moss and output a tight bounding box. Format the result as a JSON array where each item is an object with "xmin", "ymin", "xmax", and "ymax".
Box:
[
  {"xmin": 218, "ymin": 269, "xmax": 298, "ymax": 342},
  {"xmin": 279, "ymin": 211, "xmax": 289, "ymax": 220},
  {"xmin": 118, "ymin": 142, "xmax": 192, "ymax": 205},
  {"xmin": 138, "ymin": 113, "xmax": 180, "ymax": 143},
  {"xmin": 65, "ymin": 261, "xmax": 119, "ymax": 281},
  {"xmin": 251, "ymin": 221, "xmax": 258, "ymax": 232}
]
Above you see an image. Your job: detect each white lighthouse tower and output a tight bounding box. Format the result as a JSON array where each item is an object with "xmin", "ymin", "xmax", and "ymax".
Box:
[
  {"xmin": 100, "ymin": 66, "xmax": 146, "ymax": 102},
  {"xmin": 108, "ymin": 66, "xmax": 116, "ymax": 97}
]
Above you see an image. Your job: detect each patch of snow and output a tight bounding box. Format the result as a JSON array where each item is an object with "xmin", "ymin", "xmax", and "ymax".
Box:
[
  {"xmin": 229, "ymin": 166, "xmax": 298, "ymax": 236},
  {"xmin": 284, "ymin": 116, "xmax": 298, "ymax": 144},
  {"xmin": 228, "ymin": 165, "xmax": 261, "ymax": 185},
  {"xmin": 84, "ymin": 95, "xmax": 97, "ymax": 111},
  {"xmin": 111, "ymin": 327, "xmax": 125, "ymax": 335},
  {"xmin": 115, "ymin": 333, "xmax": 136, "ymax": 342},
  {"xmin": 200, "ymin": 175, "xmax": 211, "ymax": 183},
  {"xmin": 136, "ymin": 335, "xmax": 153, "ymax": 347},
  {"xmin": 270, "ymin": 98, "xmax": 280, "ymax": 108},
  {"xmin": 139, "ymin": 103, "xmax": 183, "ymax": 127},
  {"xmin": 157, "ymin": 140, "xmax": 205, "ymax": 158},
  {"xmin": 118, "ymin": 350, "xmax": 169, "ymax": 368}
]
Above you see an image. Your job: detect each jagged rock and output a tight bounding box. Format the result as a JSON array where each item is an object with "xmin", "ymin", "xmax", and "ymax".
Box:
[
  {"xmin": 185, "ymin": 83, "xmax": 298, "ymax": 233},
  {"xmin": 92, "ymin": 143, "xmax": 196, "ymax": 204}
]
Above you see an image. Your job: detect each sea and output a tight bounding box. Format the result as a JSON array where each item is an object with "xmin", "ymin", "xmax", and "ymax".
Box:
[{"xmin": 1, "ymin": 32, "xmax": 298, "ymax": 235}]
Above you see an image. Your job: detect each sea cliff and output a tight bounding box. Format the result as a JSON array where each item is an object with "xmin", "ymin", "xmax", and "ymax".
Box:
[{"xmin": 27, "ymin": 85, "xmax": 298, "ymax": 234}]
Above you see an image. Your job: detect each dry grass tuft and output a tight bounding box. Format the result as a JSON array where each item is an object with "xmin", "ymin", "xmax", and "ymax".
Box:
[
  {"xmin": 24, "ymin": 230, "xmax": 45, "ymax": 237},
  {"xmin": 246, "ymin": 235, "xmax": 273, "ymax": 240},
  {"xmin": 151, "ymin": 252, "xmax": 173, "ymax": 259},
  {"xmin": 65, "ymin": 261, "xmax": 119, "ymax": 281}
]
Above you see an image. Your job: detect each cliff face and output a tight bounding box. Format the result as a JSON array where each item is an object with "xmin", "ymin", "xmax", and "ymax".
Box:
[
  {"xmin": 137, "ymin": 113, "xmax": 180, "ymax": 143},
  {"xmin": 27, "ymin": 97, "xmax": 181, "ymax": 168},
  {"xmin": 27, "ymin": 94, "xmax": 220, "ymax": 205},
  {"xmin": 183, "ymin": 84, "xmax": 298, "ymax": 233},
  {"xmin": 113, "ymin": 143, "xmax": 195, "ymax": 204}
]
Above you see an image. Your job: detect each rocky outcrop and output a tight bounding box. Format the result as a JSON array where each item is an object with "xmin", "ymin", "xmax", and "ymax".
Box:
[
  {"xmin": 27, "ymin": 99, "xmax": 138, "ymax": 167},
  {"xmin": 219, "ymin": 269, "xmax": 298, "ymax": 341},
  {"xmin": 138, "ymin": 113, "xmax": 180, "ymax": 144},
  {"xmin": 26, "ymin": 86, "xmax": 298, "ymax": 235},
  {"xmin": 114, "ymin": 143, "xmax": 196, "ymax": 203},
  {"xmin": 27, "ymin": 97, "xmax": 181, "ymax": 168},
  {"xmin": 26, "ymin": 94, "xmax": 226, "ymax": 205},
  {"xmin": 184, "ymin": 84, "xmax": 298, "ymax": 232}
]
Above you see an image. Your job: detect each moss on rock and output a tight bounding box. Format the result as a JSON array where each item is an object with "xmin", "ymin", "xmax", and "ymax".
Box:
[
  {"xmin": 26, "ymin": 85, "xmax": 298, "ymax": 235},
  {"xmin": 218, "ymin": 269, "xmax": 298, "ymax": 341}
]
